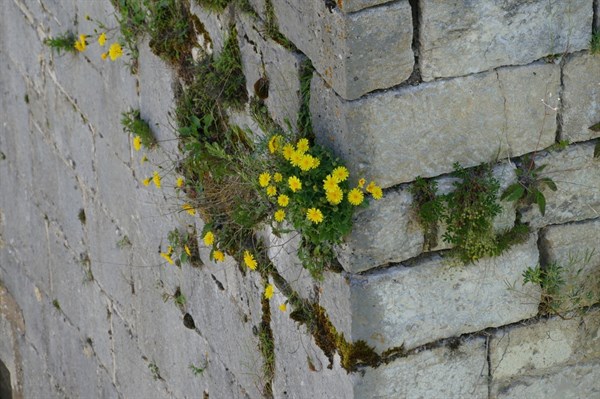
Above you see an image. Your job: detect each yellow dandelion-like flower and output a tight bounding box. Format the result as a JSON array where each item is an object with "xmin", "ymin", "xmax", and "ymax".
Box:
[
  {"xmin": 184, "ymin": 245, "xmax": 191, "ymax": 256},
  {"xmin": 299, "ymin": 155, "xmax": 314, "ymax": 172},
  {"xmin": 101, "ymin": 52, "xmax": 108, "ymax": 60},
  {"xmin": 348, "ymin": 188, "xmax": 364, "ymax": 206},
  {"xmin": 203, "ymin": 231, "xmax": 215, "ymax": 246},
  {"xmin": 277, "ymin": 194, "xmax": 289, "ymax": 207},
  {"xmin": 182, "ymin": 203, "xmax": 196, "ymax": 216},
  {"xmin": 213, "ymin": 250, "xmax": 225, "ymax": 262},
  {"xmin": 160, "ymin": 252, "xmax": 174, "ymax": 265},
  {"xmin": 358, "ymin": 178, "xmax": 366, "ymax": 188},
  {"xmin": 290, "ymin": 151, "xmax": 302, "ymax": 168},
  {"xmin": 279, "ymin": 303, "xmax": 287, "ymax": 312},
  {"xmin": 371, "ymin": 185, "xmax": 383, "ymax": 200},
  {"xmin": 311, "ymin": 157, "xmax": 321, "ymax": 169},
  {"xmin": 323, "ymin": 175, "xmax": 339, "ymax": 192},
  {"xmin": 366, "ymin": 181, "xmax": 377, "ymax": 194},
  {"xmin": 332, "ymin": 166, "xmax": 349, "ymax": 182},
  {"xmin": 288, "ymin": 176, "xmax": 302, "ymax": 192},
  {"xmin": 266, "ymin": 185, "xmax": 277, "ymax": 197},
  {"xmin": 326, "ymin": 186, "xmax": 343, "ymax": 205},
  {"xmin": 259, "ymin": 172, "xmax": 271, "ymax": 188},
  {"xmin": 108, "ymin": 42, "xmax": 123, "ymax": 61},
  {"xmin": 306, "ymin": 208, "xmax": 324, "ymax": 224},
  {"xmin": 273, "ymin": 172, "xmax": 283, "ymax": 183},
  {"xmin": 264, "ymin": 284, "xmax": 274, "ymax": 299},
  {"xmin": 243, "ymin": 250, "xmax": 257, "ymax": 270},
  {"xmin": 268, "ymin": 135, "xmax": 282, "ymax": 154},
  {"xmin": 98, "ymin": 32, "xmax": 107, "ymax": 46},
  {"xmin": 133, "ymin": 135, "xmax": 142, "ymax": 151},
  {"xmin": 282, "ymin": 144, "xmax": 294, "ymax": 160},
  {"xmin": 274, "ymin": 209, "xmax": 285, "ymax": 222},
  {"xmin": 142, "ymin": 177, "xmax": 151, "ymax": 186},
  {"xmin": 167, "ymin": 245, "xmax": 173, "ymax": 255},
  {"xmin": 296, "ymin": 138, "xmax": 310, "ymax": 154},
  {"xmin": 74, "ymin": 34, "xmax": 87, "ymax": 52},
  {"xmin": 152, "ymin": 171, "xmax": 161, "ymax": 188},
  {"xmin": 141, "ymin": 154, "xmax": 148, "ymax": 164},
  {"xmin": 176, "ymin": 177, "xmax": 184, "ymax": 188}
]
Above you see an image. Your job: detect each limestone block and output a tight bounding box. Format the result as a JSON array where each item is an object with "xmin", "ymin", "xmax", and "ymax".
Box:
[
  {"xmin": 596, "ymin": 1, "xmax": 600, "ymax": 32},
  {"xmin": 492, "ymin": 360, "xmax": 600, "ymax": 399},
  {"xmin": 272, "ymin": 0, "xmax": 413, "ymax": 100},
  {"xmin": 321, "ymin": 235, "xmax": 541, "ymax": 352},
  {"xmin": 190, "ymin": 1, "xmax": 234, "ymax": 57},
  {"xmin": 419, "ymin": 0, "xmax": 593, "ymax": 81},
  {"xmin": 490, "ymin": 309, "xmax": 600, "ymax": 381},
  {"xmin": 520, "ymin": 142, "xmax": 600, "ymax": 228},
  {"xmin": 560, "ymin": 52, "xmax": 600, "ymax": 143},
  {"xmin": 336, "ymin": 0, "xmax": 395, "ymax": 13},
  {"xmin": 247, "ymin": 0, "xmax": 265, "ymax": 16},
  {"xmin": 312, "ymin": 62, "xmax": 560, "ymax": 188}
]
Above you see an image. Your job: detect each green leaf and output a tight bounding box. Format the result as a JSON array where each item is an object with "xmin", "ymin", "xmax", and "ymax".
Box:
[
  {"xmin": 534, "ymin": 190, "xmax": 546, "ymax": 216},
  {"xmin": 501, "ymin": 184, "xmax": 525, "ymax": 202},
  {"xmin": 539, "ymin": 177, "xmax": 557, "ymax": 191},
  {"xmin": 595, "ymin": 141, "xmax": 600, "ymax": 158},
  {"xmin": 589, "ymin": 121, "xmax": 600, "ymax": 132}
]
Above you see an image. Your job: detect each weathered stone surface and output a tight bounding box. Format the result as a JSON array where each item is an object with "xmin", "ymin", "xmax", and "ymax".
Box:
[
  {"xmin": 492, "ymin": 360, "xmax": 600, "ymax": 399},
  {"xmin": 322, "ymin": 235, "xmax": 541, "ymax": 352},
  {"xmin": 337, "ymin": 0, "xmax": 395, "ymax": 13},
  {"xmin": 521, "ymin": 142, "xmax": 600, "ymax": 228},
  {"xmin": 490, "ymin": 309, "xmax": 600, "ymax": 381},
  {"xmin": 560, "ymin": 52, "xmax": 600, "ymax": 143},
  {"xmin": 272, "ymin": 0, "xmax": 413, "ymax": 100},
  {"xmin": 595, "ymin": 0, "xmax": 600, "ymax": 32},
  {"xmin": 190, "ymin": 1, "xmax": 234, "ymax": 56},
  {"xmin": 312, "ymin": 63, "xmax": 560, "ymax": 188},
  {"xmin": 419, "ymin": 0, "xmax": 593, "ymax": 81}
]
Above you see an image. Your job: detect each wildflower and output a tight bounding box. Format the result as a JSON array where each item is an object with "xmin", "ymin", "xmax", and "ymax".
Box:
[
  {"xmin": 273, "ymin": 172, "xmax": 283, "ymax": 183},
  {"xmin": 213, "ymin": 250, "xmax": 225, "ymax": 262},
  {"xmin": 306, "ymin": 208, "xmax": 324, "ymax": 224},
  {"xmin": 153, "ymin": 171, "xmax": 161, "ymax": 188},
  {"xmin": 290, "ymin": 151, "xmax": 302, "ymax": 167},
  {"xmin": 101, "ymin": 52, "xmax": 108, "ymax": 60},
  {"xmin": 142, "ymin": 177, "xmax": 151, "ymax": 186},
  {"xmin": 259, "ymin": 172, "xmax": 271, "ymax": 187},
  {"xmin": 274, "ymin": 209, "xmax": 285, "ymax": 222},
  {"xmin": 141, "ymin": 154, "xmax": 148, "ymax": 164},
  {"xmin": 299, "ymin": 155, "xmax": 315, "ymax": 172},
  {"xmin": 311, "ymin": 157, "xmax": 321, "ymax": 169},
  {"xmin": 371, "ymin": 185, "xmax": 383, "ymax": 200},
  {"xmin": 296, "ymin": 138, "xmax": 310, "ymax": 154},
  {"xmin": 167, "ymin": 245, "xmax": 173, "ymax": 255},
  {"xmin": 133, "ymin": 135, "xmax": 142, "ymax": 151},
  {"xmin": 108, "ymin": 42, "xmax": 123, "ymax": 61},
  {"xmin": 288, "ymin": 176, "xmax": 302, "ymax": 192},
  {"xmin": 74, "ymin": 34, "xmax": 87, "ymax": 52},
  {"xmin": 203, "ymin": 231, "xmax": 215, "ymax": 246},
  {"xmin": 326, "ymin": 186, "xmax": 343, "ymax": 205},
  {"xmin": 282, "ymin": 144, "xmax": 294, "ymax": 160},
  {"xmin": 323, "ymin": 175, "xmax": 339, "ymax": 192},
  {"xmin": 332, "ymin": 166, "xmax": 349, "ymax": 182},
  {"xmin": 266, "ymin": 185, "xmax": 277, "ymax": 197},
  {"xmin": 184, "ymin": 245, "xmax": 192, "ymax": 256},
  {"xmin": 279, "ymin": 303, "xmax": 287, "ymax": 312},
  {"xmin": 358, "ymin": 178, "xmax": 366, "ymax": 188},
  {"xmin": 98, "ymin": 32, "xmax": 107, "ymax": 46},
  {"xmin": 243, "ymin": 250, "xmax": 257, "ymax": 270},
  {"xmin": 268, "ymin": 135, "xmax": 282, "ymax": 154},
  {"xmin": 182, "ymin": 203, "xmax": 196, "ymax": 216},
  {"xmin": 347, "ymin": 188, "xmax": 364, "ymax": 206},
  {"xmin": 176, "ymin": 177, "xmax": 184, "ymax": 188},
  {"xmin": 264, "ymin": 284, "xmax": 274, "ymax": 299},
  {"xmin": 366, "ymin": 181, "xmax": 377, "ymax": 194},
  {"xmin": 277, "ymin": 194, "xmax": 289, "ymax": 207},
  {"xmin": 160, "ymin": 252, "xmax": 174, "ymax": 265}
]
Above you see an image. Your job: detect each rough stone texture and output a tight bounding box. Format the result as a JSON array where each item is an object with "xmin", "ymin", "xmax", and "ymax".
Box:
[
  {"xmin": 595, "ymin": 0, "xmax": 600, "ymax": 32},
  {"xmin": 419, "ymin": 0, "xmax": 593, "ymax": 81},
  {"xmin": 312, "ymin": 62, "xmax": 560, "ymax": 188},
  {"xmin": 322, "ymin": 235, "xmax": 541, "ymax": 352},
  {"xmin": 521, "ymin": 142, "xmax": 600, "ymax": 228},
  {"xmin": 272, "ymin": 0, "xmax": 413, "ymax": 100},
  {"xmin": 190, "ymin": 1, "xmax": 235, "ymax": 57},
  {"xmin": 560, "ymin": 52, "xmax": 600, "ymax": 143},
  {"xmin": 336, "ymin": 0, "xmax": 395, "ymax": 13}
]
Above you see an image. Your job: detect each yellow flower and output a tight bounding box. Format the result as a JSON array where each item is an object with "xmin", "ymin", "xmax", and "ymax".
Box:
[
  {"xmin": 243, "ymin": 250, "xmax": 257, "ymax": 270},
  {"xmin": 306, "ymin": 208, "xmax": 324, "ymax": 224},
  {"xmin": 311, "ymin": 157, "xmax": 321, "ymax": 169},
  {"xmin": 176, "ymin": 177, "xmax": 184, "ymax": 187},
  {"xmin": 332, "ymin": 166, "xmax": 349, "ymax": 182},
  {"xmin": 182, "ymin": 203, "xmax": 196, "ymax": 216},
  {"xmin": 358, "ymin": 178, "xmax": 366, "ymax": 188},
  {"xmin": 264, "ymin": 284, "xmax": 274, "ymax": 299},
  {"xmin": 184, "ymin": 245, "xmax": 191, "ymax": 256},
  {"xmin": 74, "ymin": 34, "xmax": 86, "ymax": 52},
  {"xmin": 142, "ymin": 177, "xmax": 151, "ymax": 186},
  {"xmin": 273, "ymin": 172, "xmax": 283, "ymax": 183},
  {"xmin": 268, "ymin": 135, "xmax": 282, "ymax": 154},
  {"xmin": 326, "ymin": 186, "xmax": 343, "ymax": 205},
  {"xmin": 279, "ymin": 303, "xmax": 287, "ymax": 312},
  {"xmin": 153, "ymin": 171, "xmax": 161, "ymax": 188},
  {"xmin": 290, "ymin": 151, "xmax": 302, "ymax": 167},
  {"xmin": 259, "ymin": 172, "xmax": 271, "ymax": 187},
  {"xmin": 296, "ymin": 138, "xmax": 310, "ymax": 154},
  {"xmin": 108, "ymin": 42, "xmax": 123, "ymax": 61},
  {"xmin": 213, "ymin": 250, "xmax": 225, "ymax": 262},
  {"xmin": 266, "ymin": 185, "xmax": 277, "ymax": 197},
  {"xmin": 348, "ymin": 188, "xmax": 364, "ymax": 206},
  {"xmin": 282, "ymin": 144, "xmax": 294, "ymax": 160},
  {"xmin": 141, "ymin": 154, "xmax": 148, "ymax": 164},
  {"xmin": 274, "ymin": 209, "xmax": 285, "ymax": 222},
  {"xmin": 288, "ymin": 176, "xmax": 302, "ymax": 192},
  {"xmin": 98, "ymin": 32, "xmax": 107, "ymax": 46},
  {"xmin": 366, "ymin": 181, "xmax": 377, "ymax": 194},
  {"xmin": 101, "ymin": 52, "xmax": 108, "ymax": 60},
  {"xmin": 323, "ymin": 175, "xmax": 339, "ymax": 192},
  {"xmin": 277, "ymin": 194, "xmax": 289, "ymax": 207},
  {"xmin": 299, "ymin": 155, "xmax": 315, "ymax": 172},
  {"xmin": 203, "ymin": 231, "xmax": 215, "ymax": 246},
  {"xmin": 133, "ymin": 135, "xmax": 142, "ymax": 151},
  {"xmin": 167, "ymin": 245, "xmax": 173, "ymax": 255},
  {"xmin": 371, "ymin": 185, "xmax": 383, "ymax": 200},
  {"xmin": 160, "ymin": 252, "xmax": 174, "ymax": 265}
]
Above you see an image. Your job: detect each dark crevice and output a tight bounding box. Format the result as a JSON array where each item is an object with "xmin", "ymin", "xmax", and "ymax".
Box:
[
  {"xmin": 407, "ymin": 0, "xmax": 422, "ymax": 85},
  {"xmin": 486, "ymin": 335, "xmax": 492, "ymax": 399},
  {"xmin": 211, "ymin": 274, "xmax": 225, "ymax": 291},
  {"xmin": 594, "ymin": 0, "xmax": 599, "ymax": 34},
  {"xmin": 554, "ymin": 53, "xmax": 569, "ymax": 143}
]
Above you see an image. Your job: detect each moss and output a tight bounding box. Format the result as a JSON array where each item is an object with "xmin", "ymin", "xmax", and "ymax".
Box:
[
  {"xmin": 146, "ymin": 0, "xmax": 196, "ymax": 65},
  {"xmin": 78, "ymin": 208, "xmax": 86, "ymax": 225}
]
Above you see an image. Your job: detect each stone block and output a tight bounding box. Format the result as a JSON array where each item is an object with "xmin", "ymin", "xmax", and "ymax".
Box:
[
  {"xmin": 311, "ymin": 62, "xmax": 560, "ymax": 188},
  {"xmin": 560, "ymin": 52, "xmax": 600, "ymax": 143},
  {"xmin": 321, "ymin": 235, "xmax": 541, "ymax": 352},
  {"xmin": 419, "ymin": 0, "xmax": 593, "ymax": 81},
  {"xmin": 336, "ymin": 0, "xmax": 395, "ymax": 13},
  {"xmin": 272, "ymin": 0, "xmax": 413, "ymax": 100},
  {"xmin": 520, "ymin": 142, "xmax": 600, "ymax": 228},
  {"xmin": 190, "ymin": 1, "xmax": 235, "ymax": 57}
]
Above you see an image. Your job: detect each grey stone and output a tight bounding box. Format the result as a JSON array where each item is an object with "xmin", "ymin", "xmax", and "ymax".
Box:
[
  {"xmin": 520, "ymin": 142, "xmax": 600, "ymax": 228},
  {"xmin": 419, "ymin": 0, "xmax": 593, "ymax": 81},
  {"xmin": 190, "ymin": 1, "xmax": 235, "ymax": 57},
  {"xmin": 311, "ymin": 62, "xmax": 560, "ymax": 188},
  {"xmin": 596, "ymin": 0, "xmax": 600, "ymax": 32},
  {"xmin": 336, "ymin": 0, "xmax": 395, "ymax": 13},
  {"xmin": 560, "ymin": 52, "xmax": 600, "ymax": 143},
  {"xmin": 272, "ymin": 0, "xmax": 413, "ymax": 100},
  {"xmin": 321, "ymin": 235, "xmax": 541, "ymax": 352}
]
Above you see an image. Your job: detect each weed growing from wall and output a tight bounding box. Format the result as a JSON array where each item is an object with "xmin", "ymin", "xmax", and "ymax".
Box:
[{"xmin": 121, "ymin": 109, "xmax": 157, "ymax": 150}]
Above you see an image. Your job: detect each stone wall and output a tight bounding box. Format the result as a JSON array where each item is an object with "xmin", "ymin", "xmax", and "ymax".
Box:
[{"xmin": 0, "ymin": 1, "xmax": 599, "ymax": 399}]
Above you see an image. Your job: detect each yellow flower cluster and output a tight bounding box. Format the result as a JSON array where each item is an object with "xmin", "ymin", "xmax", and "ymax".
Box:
[
  {"xmin": 203, "ymin": 231, "xmax": 225, "ymax": 263},
  {"xmin": 73, "ymin": 30, "xmax": 123, "ymax": 61},
  {"xmin": 160, "ymin": 245, "xmax": 174, "ymax": 265}
]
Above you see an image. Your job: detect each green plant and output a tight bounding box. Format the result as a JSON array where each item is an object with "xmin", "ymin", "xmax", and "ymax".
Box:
[
  {"xmin": 591, "ymin": 32, "xmax": 600, "ymax": 55},
  {"xmin": 501, "ymin": 155, "xmax": 557, "ymax": 216},
  {"xmin": 148, "ymin": 362, "xmax": 161, "ymax": 380},
  {"xmin": 44, "ymin": 32, "xmax": 77, "ymax": 54},
  {"xmin": 264, "ymin": 0, "xmax": 294, "ymax": 49},
  {"xmin": 116, "ymin": 235, "xmax": 132, "ymax": 249},
  {"xmin": 297, "ymin": 59, "xmax": 314, "ymax": 137},
  {"xmin": 257, "ymin": 296, "xmax": 274, "ymax": 396},
  {"xmin": 167, "ymin": 227, "xmax": 201, "ymax": 266},
  {"xmin": 52, "ymin": 299, "xmax": 61, "ymax": 310},
  {"xmin": 409, "ymin": 177, "xmax": 444, "ymax": 250},
  {"xmin": 145, "ymin": 0, "xmax": 196, "ymax": 64},
  {"xmin": 189, "ymin": 362, "xmax": 206, "ymax": 376},
  {"xmin": 121, "ymin": 109, "xmax": 157, "ymax": 149},
  {"xmin": 195, "ymin": 0, "xmax": 230, "ymax": 11}
]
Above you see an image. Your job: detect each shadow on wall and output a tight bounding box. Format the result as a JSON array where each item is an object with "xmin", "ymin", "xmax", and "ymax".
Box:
[{"xmin": 0, "ymin": 359, "xmax": 11, "ymax": 399}]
